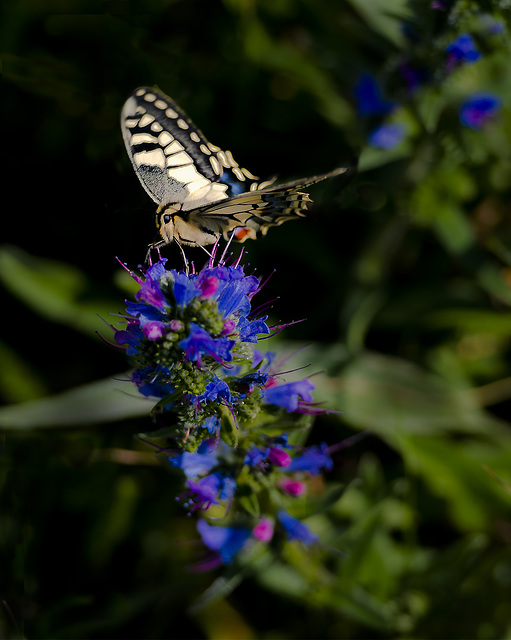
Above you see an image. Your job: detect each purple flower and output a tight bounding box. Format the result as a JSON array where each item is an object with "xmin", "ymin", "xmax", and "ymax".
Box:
[
  {"xmin": 197, "ymin": 519, "xmax": 252, "ymax": 564},
  {"xmin": 263, "ymin": 379, "xmax": 315, "ymax": 412},
  {"xmin": 244, "ymin": 445, "xmax": 269, "ymax": 467},
  {"xmin": 199, "ymin": 275, "xmax": 219, "ymax": 298},
  {"xmin": 183, "ymin": 471, "xmax": 236, "ymax": 513},
  {"xmin": 287, "ymin": 443, "xmax": 333, "ymax": 474},
  {"xmin": 354, "ymin": 73, "xmax": 394, "ymax": 116},
  {"xmin": 268, "ymin": 447, "xmax": 291, "ymax": 467},
  {"xmin": 400, "ymin": 63, "xmax": 429, "ymax": 94},
  {"xmin": 460, "ymin": 94, "xmax": 500, "ymax": 130},
  {"xmin": 253, "ymin": 518, "xmax": 274, "ymax": 542},
  {"xmin": 446, "ymin": 34, "xmax": 481, "ymax": 69},
  {"xmin": 368, "ymin": 123, "xmax": 405, "ymax": 149},
  {"xmin": 114, "ymin": 322, "xmax": 143, "ymax": 356},
  {"xmin": 136, "ymin": 275, "xmax": 167, "ymax": 311},
  {"xmin": 179, "ymin": 323, "xmax": 235, "ymax": 365},
  {"xmin": 279, "ymin": 478, "xmax": 306, "ymax": 497},
  {"xmin": 278, "ymin": 511, "xmax": 318, "ymax": 546},
  {"xmin": 142, "ymin": 321, "xmax": 166, "ymax": 340}
]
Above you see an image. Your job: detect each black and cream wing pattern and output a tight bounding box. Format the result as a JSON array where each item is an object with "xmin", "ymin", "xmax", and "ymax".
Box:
[{"xmin": 121, "ymin": 86, "xmax": 353, "ymax": 248}]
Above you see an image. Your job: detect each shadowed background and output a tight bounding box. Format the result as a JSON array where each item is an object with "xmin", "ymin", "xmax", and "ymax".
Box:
[{"xmin": 2, "ymin": 1, "xmax": 511, "ymax": 638}]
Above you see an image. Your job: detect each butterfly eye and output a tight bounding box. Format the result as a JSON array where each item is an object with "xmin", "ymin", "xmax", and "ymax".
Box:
[{"xmin": 163, "ymin": 214, "xmax": 172, "ymax": 224}]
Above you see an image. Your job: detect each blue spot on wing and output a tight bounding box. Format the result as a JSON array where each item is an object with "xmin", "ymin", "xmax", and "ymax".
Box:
[{"xmin": 219, "ymin": 172, "xmax": 246, "ymax": 196}]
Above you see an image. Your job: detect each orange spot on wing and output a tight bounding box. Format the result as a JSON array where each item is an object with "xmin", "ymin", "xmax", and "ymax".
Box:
[{"xmin": 234, "ymin": 227, "xmax": 252, "ymax": 241}]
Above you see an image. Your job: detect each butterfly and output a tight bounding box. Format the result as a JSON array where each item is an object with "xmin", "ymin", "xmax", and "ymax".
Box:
[{"xmin": 121, "ymin": 87, "xmax": 354, "ymax": 257}]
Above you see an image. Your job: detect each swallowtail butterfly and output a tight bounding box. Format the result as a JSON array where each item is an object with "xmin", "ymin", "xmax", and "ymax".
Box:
[{"xmin": 121, "ymin": 87, "xmax": 353, "ymax": 254}]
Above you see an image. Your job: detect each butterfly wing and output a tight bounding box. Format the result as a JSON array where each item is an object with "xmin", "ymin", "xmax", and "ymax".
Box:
[
  {"xmin": 185, "ymin": 166, "xmax": 354, "ymax": 242},
  {"xmin": 121, "ymin": 87, "xmax": 259, "ymax": 210}
]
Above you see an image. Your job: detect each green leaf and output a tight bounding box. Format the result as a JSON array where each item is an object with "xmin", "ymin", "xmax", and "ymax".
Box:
[
  {"xmin": 0, "ymin": 245, "xmax": 117, "ymax": 338},
  {"xmin": 0, "ymin": 376, "xmax": 154, "ymax": 429},
  {"xmin": 397, "ymin": 434, "xmax": 511, "ymax": 531},
  {"xmin": 330, "ymin": 351, "xmax": 510, "ymax": 440},
  {"xmin": 0, "ymin": 339, "xmax": 47, "ymax": 402}
]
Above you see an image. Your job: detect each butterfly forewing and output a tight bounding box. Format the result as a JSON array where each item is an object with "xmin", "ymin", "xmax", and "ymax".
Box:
[{"xmin": 121, "ymin": 87, "xmax": 258, "ymax": 210}]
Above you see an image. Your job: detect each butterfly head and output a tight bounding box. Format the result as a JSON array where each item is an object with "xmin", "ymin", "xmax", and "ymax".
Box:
[{"xmin": 156, "ymin": 203, "xmax": 180, "ymax": 245}]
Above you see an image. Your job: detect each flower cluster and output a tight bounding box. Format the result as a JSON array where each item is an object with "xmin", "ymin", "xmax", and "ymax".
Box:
[
  {"xmin": 354, "ymin": 10, "xmax": 504, "ymax": 150},
  {"xmin": 115, "ymin": 252, "xmax": 335, "ymax": 567}
]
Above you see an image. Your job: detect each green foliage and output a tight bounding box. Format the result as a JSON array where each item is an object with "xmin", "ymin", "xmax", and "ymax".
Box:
[{"xmin": 2, "ymin": 0, "xmax": 511, "ymax": 638}]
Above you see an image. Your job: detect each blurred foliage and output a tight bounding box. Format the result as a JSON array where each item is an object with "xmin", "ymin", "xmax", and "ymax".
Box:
[{"xmin": 2, "ymin": 0, "xmax": 511, "ymax": 638}]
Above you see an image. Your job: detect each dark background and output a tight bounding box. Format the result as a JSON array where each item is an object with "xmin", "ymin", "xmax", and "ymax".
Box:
[{"xmin": 2, "ymin": 1, "xmax": 511, "ymax": 638}]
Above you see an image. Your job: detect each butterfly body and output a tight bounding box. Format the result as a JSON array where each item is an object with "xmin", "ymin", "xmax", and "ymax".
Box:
[{"xmin": 121, "ymin": 87, "xmax": 352, "ymax": 249}]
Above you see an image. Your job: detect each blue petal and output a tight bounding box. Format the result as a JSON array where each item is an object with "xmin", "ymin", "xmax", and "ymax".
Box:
[
  {"xmin": 197, "ymin": 520, "xmax": 252, "ymax": 563},
  {"xmin": 354, "ymin": 73, "xmax": 394, "ymax": 116},
  {"xmin": 368, "ymin": 123, "xmax": 405, "ymax": 149},
  {"xmin": 278, "ymin": 511, "xmax": 318, "ymax": 545},
  {"xmin": 263, "ymin": 379, "xmax": 315, "ymax": 412}
]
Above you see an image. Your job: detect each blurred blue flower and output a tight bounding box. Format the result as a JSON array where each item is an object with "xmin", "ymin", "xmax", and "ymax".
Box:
[
  {"xmin": 460, "ymin": 94, "xmax": 500, "ymax": 130},
  {"xmin": 169, "ymin": 441, "xmax": 218, "ymax": 478},
  {"xmin": 446, "ymin": 34, "xmax": 481, "ymax": 69},
  {"xmin": 263, "ymin": 379, "xmax": 315, "ymax": 412},
  {"xmin": 354, "ymin": 73, "xmax": 394, "ymax": 116},
  {"xmin": 287, "ymin": 443, "xmax": 333, "ymax": 474},
  {"xmin": 202, "ymin": 416, "xmax": 220, "ymax": 434},
  {"xmin": 278, "ymin": 511, "xmax": 318, "ymax": 545},
  {"xmin": 368, "ymin": 123, "xmax": 406, "ymax": 149},
  {"xmin": 183, "ymin": 472, "xmax": 236, "ymax": 513},
  {"xmin": 197, "ymin": 519, "xmax": 252, "ymax": 564}
]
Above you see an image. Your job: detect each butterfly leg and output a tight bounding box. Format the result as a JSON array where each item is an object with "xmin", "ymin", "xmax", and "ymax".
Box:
[{"xmin": 145, "ymin": 240, "xmax": 165, "ymax": 266}]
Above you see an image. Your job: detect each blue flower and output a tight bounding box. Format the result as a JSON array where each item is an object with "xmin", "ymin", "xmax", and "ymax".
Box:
[
  {"xmin": 354, "ymin": 73, "xmax": 394, "ymax": 116},
  {"xmin": 214, "ymin": 268, "xmax": 260, "ymax": 318},
  {"xmin": 197, "ymin": 379, "xmax": 232, "ymax": 404},
  {"xmin": 183, "ymin": 471, "xmax": 236, "ymax": 513},
  {"xmin": 460, "ymin": 94, "xmax": 500, "ymax": 130},
  {"xmin": 126, "ymin": 300, "xmax": 166, "ymax": 326},
  {"xmin": 237, "ymin": 315, "xmax": 270, "ymax": 343},
  {"xmin": 170, "ymin": 270, "xmax": 201, "ymax": 307},
  {"xmin": 168, "ymin": 441, "xmax": 218, "ymax": 478},
  {"xmin": 263, "ymin": 379, "xmax": 315, "ymax": 412},
  {"xmin": 446, "ymin": 34, "xmax": 481, "ymax": 68},
  {"xmin": 244, "ymin": 445, "xmax": 269, "ymax": 467},
  {"xmin": 114, "ymin": 322, "xmax": 143, "ymax": 356},
  {"xmin": 132, "ymin": 365, "xmax": 174, "ymax": 398},
  {"xmin": 197, "ymin": 519, "xmax": 252, "ymax": 564},
  {"xmin": 287, "ymin": 443, "xmax": 333, "ymax": 474},
  {"xmin": 136, "ymin": 273, "xmax": 167, "ymax": 311},
  {"xmin": 278, "ymin": 511, "xmax": 318, "ymax": 545},
  {"xmin": 368, "ymin": 123, "xmax": 405, "ymax": 149},
  {"xmin": 202, "ymin": 416, "xmax": 220, "ymax": 434},
  {"xmin": 179, "ymin": 323, "xmax": 235, "ymax": 365}
]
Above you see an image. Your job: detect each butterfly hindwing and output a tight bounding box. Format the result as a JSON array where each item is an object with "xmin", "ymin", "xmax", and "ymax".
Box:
[
  {"xmin": 187, "ymin": 167, "xmax": 352, "ymax": 242},
  {"xmin": 121, "ymin": 87, "xmax": 259, "ymax": 210}
]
